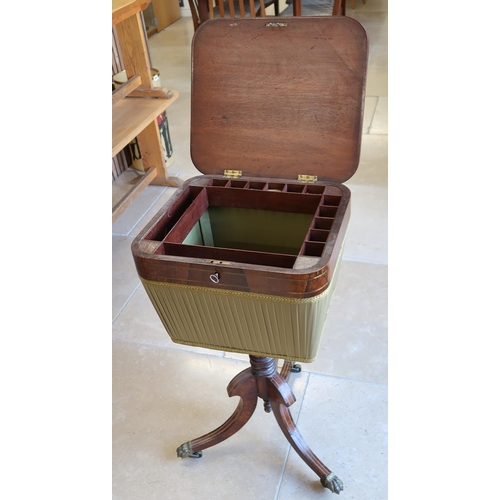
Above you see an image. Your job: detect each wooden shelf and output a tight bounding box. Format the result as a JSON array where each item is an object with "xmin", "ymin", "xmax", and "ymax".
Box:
[
  {"xmin": 112, "ymin": 165, "xmax": 158, "ymax": 222},
  {"xmin": 112, "ymin": 0, "xmax": 182, "ymax": 223},
  {"xmin": 112, "ymin": 91, "xmax": 178, "ymax": 157},
  {"xmin": 113, "ymin": 0, "xmax": 151, "ymax": 26}
]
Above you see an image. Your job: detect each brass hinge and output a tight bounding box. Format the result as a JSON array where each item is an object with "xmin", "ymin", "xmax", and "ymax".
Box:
[
  {"xmin": 223, "ymin": 170, "xmax": 242, "ymax": 178},
  {"xmin": 298, "ymin": 174, "xmax": 318, "ymax": 183}
]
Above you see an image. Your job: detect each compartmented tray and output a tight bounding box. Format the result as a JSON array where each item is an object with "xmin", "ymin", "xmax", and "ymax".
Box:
[{"xmin": 147, "ymin": 177, "xmax": 344, "ymax": 270}]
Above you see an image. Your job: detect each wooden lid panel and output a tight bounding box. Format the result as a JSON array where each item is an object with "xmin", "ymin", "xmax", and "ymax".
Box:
[{"xmin": 191, "ymin": 17, "xmax": 368, "ymax": 182}]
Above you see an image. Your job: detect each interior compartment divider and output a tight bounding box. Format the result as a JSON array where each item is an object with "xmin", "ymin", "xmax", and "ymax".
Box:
[
  {"xmin": 160, "ymin": 242, "xmax": 298, "ymax": 268},
  {"xmin": 164, "ymin": 188, "xmax": 209, "ymax": 243}
]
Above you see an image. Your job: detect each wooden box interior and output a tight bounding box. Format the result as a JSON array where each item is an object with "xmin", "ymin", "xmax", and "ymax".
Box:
[{"xmin": 143, "ymin": 178, "xmax": 345, "ymax": 269}]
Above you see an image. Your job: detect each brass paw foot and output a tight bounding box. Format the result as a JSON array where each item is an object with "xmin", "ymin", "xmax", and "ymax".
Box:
[
  {"xmin": 176, "ymin": 441, "xmax": 203, "ymax": 459},
  {"xmin": 321, "ymin": 473, "xmax": 343, "ymax": 494}
]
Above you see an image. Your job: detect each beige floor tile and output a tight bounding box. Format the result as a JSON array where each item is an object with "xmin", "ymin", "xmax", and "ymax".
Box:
[
  {"xmin": 149, "ymin": 36, "xmax": 193, "ymax": 94},
  {"xmin": 347, "ymin": 0, "xmax": 388, "ymax": 13},
  {"xmin": 158, "ymin": 65, "xmax": 193, "ymax": 95},
  {"xmin": 167, "ymin": 126, "xmax": 200, "ymax": 179},
  {"xmin": 350, "ymin": 6, "xmax": 388, "ymax": 44},
  {"xmin": 128, "ymin": 187, "xmax": 177, "ymax": 239},
  {"xmin": 112, "ymin": 184, "xmax": 169, "ymax": 236},
  {"xmin": 363, "ymin": 21, "xmax": 388, "ymax": 45},
  {"xmin": 341, "ymin": 184, "xmax": 388, "ymax": 265},
  {"xmin": 370, "ymin": 96, "xmax": 388, "ymax": 134},
  {"xmin": 363, "ymin": 96, "xmax": 378, "ymax": 134},
  {"xmin": 223, "ymin": 350, "xmax": 251, "ymax": 362},
  {"xmin": 363, "ymin": 22, "xmax": 389, "ymax": 46},
  {"xmin": 149, "ymin": 43, "xmax": 192, "ymax": 72},
  {"xmin": 309, "ymin": 260, "xmax": 388, "ymax": 384},
  {"xmin": 148, "ymin": 19, "xmax": 194, "ymax": 69},
  {"xmin": 349, "ymin": 134, "xmax": 388, "ymax": 186},
  {"xmin": 276, "ymin": 373, "xmax": 387, "ymax": 499},
  {"xmin": 113, "ymin": 342, "xmax": 310, "ymax": 499},
  {"xmin": 112, "ymin": 235, "xmax": 141, "ymax": 320},
  {"xmin": 368, "ymin": 43, "xmax": 388, "ymax": 68},
  {"xmin": 162, "ymin": 92, "xmax": 191, "ymax": 128},
  {"xmin": 366, "ymin": 67, "xmax": 388, "ymax": 97},
  {"xmin": 155, "ymin": 16, "xmax": 194, "ymax": 45},
  {"xmin": 113, "ymin": 284, "xmax": 225, "ymax": 356}
]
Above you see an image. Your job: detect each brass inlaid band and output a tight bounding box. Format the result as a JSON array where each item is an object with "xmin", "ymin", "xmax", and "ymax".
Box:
[{"xmin": 139, "ymin": 276, "xmax": 333, "ymax": 304}]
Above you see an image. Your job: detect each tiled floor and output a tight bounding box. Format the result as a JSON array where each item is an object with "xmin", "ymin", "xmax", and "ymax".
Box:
[{"xmin": 112, "ymin": 1, "xmax": 388, "ymax": 498}]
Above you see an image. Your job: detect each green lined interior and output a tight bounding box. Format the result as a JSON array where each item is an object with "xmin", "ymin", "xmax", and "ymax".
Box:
[{"xmin": 182, "ymin": 207, "xmax": 314, "ymax": 255}]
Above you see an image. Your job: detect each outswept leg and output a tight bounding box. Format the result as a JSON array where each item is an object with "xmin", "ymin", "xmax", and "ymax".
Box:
[
  {"xmin": 176, "ymin": 356, "xmax": 343, "ymax": 494},
  {"xmin": 267, "ymin": 373, "xmax": 343, "ymax": 494},
  {"xmin": 177, "ymin": 367, "xmax": 259, "ymax": 458},
  {"xmin": 280, "ymin": 360, "xmax": 302, "ymax": 383}
]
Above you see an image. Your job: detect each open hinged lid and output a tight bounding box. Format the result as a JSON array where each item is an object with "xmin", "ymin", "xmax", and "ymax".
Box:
[{"xmin": 190, "ymin": 16, "xmax": 368, "ymax": 183}]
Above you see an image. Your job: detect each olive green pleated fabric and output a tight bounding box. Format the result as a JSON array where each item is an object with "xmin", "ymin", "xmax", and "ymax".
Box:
[{"xmin": 140, "ymin": 256, "xmax": 343, "ymax": 362}]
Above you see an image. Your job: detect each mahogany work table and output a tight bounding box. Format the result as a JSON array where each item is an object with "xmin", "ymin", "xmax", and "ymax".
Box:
[{"xmin": 132, "ymin": 16, "xmax": 368, "ymax": 494}]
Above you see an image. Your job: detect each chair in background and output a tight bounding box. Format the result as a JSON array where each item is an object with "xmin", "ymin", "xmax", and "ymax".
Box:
[
  {"xmin": 332, "ymin": 0, "xmax": 344, "ymax": 15},
  {"xmin": 332, "ymin": 0, "xmax": 366, "ymax": 16},
  {"xmin": 188, "ymin": 0, "xmax": 282, "ymax": 32}
]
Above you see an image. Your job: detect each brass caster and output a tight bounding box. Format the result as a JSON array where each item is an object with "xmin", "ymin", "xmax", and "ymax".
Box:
[
  {"xmin": 291, "ymin": 363, "xmax": 302, "ymax": 373},
  {"xmin": 321, "ymin": 473, "xmax": 343, "ymax": 494},
  {"xmin": 176, "ymin": 441, "xmax": 203, "ymax": 459}
]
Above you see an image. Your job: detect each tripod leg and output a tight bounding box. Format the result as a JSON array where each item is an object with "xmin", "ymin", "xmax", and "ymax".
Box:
[
  {"xmin": 177, "ymin": 367, "xmax": 259, "ymax": 458},
  {"xmin": 280, "ymin": 360, "xmax": 301, "ymax": 383},
  {"xmin": 267, "ymin": 374, "xmax": 343, "ymax": 494}
]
